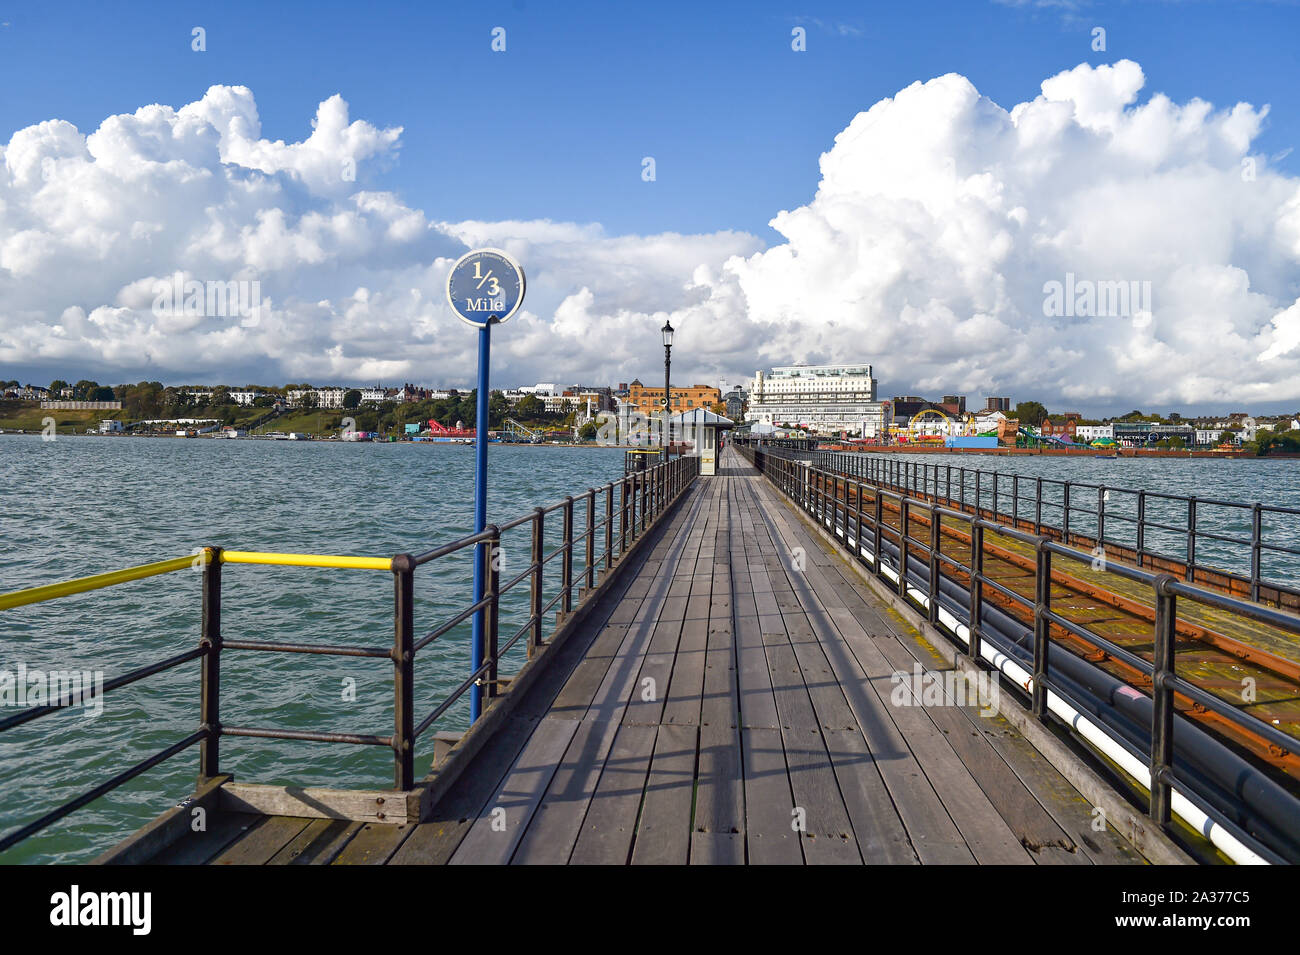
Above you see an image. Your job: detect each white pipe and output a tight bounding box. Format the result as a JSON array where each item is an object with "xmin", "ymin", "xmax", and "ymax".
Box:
[{"xmin": 827, "ymin": 518, "xmax": 1268, "ymax": 865}]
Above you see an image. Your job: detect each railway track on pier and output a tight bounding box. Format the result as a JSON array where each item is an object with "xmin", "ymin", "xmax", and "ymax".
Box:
[{"xmin": 823, "ymin": 473, "xmax": 1300, "ymax": 787}]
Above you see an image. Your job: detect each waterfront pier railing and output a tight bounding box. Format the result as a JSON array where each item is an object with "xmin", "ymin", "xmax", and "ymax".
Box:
[{"xmin": 0, "ymin": 453, "xmax": 699, "ymax": 855}]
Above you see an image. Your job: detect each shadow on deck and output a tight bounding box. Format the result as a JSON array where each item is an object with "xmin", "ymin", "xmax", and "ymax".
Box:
[{"xmin": 114, "ymin": 448, "xmax": 1152, "ymax": 865}]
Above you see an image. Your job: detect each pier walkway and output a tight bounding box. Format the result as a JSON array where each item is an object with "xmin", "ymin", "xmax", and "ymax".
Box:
[{"xmin": 132, "ymin": 446, "xmax": 1144, "ymax": 865}]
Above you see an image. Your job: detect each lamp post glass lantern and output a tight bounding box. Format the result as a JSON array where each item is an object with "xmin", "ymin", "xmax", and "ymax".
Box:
[{"xmin": 662, "ymin": 320, "xmax": 673, "ymax": 457}]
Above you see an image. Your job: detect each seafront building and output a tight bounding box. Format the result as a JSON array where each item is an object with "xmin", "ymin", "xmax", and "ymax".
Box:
[
  {"xmin": 623, "ymin": 380, "xmax": 721, "ymax": 417},
  {"xmin": 749, "ymin": 363, "xmax": 889, "ymax": 436}
]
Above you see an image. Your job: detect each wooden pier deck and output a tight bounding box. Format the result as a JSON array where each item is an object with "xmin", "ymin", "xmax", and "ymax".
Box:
[{"xmin": 126, "ymin": 447, "xmax": 1146, "ymax": 865}]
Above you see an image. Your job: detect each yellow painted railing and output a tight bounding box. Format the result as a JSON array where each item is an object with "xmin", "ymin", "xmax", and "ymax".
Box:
[
  {"xmin": 0, "ymin": 553, "xmax": 207, "ymax": 611},
  {"xmin": 0, "ymin": 548, "xmax": 393, "ymax": 611},
  {"xmin": 220, "ymin": 551, "xmax": 392, "ymax": 571}
]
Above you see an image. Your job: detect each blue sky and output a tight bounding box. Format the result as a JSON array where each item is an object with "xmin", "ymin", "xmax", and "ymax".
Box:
[{"xmin": 2, "ymin": 0, "xmax": 1296, "ymax": 242}]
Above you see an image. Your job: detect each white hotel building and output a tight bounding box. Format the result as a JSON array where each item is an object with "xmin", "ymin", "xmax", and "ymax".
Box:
[{"xmin": 748, "ymin": 363, "xmax": 890, "ymax": 436}]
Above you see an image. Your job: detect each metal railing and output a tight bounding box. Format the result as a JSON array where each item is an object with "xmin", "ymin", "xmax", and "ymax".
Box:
[
  {"xmin": 738, "ymin": 443, "xmax": 1300, "ymax": 864},
  {"xmin": 0, "ymin": 453, "xmax": 699, "ymax": 854},
  {"xmin": 795, "ymin": 450, "xmax": 1300, "ymax": 609}
]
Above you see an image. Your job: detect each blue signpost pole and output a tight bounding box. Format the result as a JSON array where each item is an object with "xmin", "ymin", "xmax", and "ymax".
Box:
[
  {"xmin": 448, "ymin": 247, "xmax": 524, "ymax": 725},
  {"xmin": 469, "ymin": 323, "xmax": 491, "ymax": 722}
]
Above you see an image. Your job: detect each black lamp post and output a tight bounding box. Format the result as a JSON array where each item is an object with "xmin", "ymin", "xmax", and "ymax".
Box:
[{"xmin": 662, "ymin": 319, "xmax": 674, "ymax": 459}]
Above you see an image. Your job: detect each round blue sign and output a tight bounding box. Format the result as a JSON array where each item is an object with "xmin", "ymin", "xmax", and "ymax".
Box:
[{"xmin": 446, "ymin": 248, "xmax": 526, "ymax": 328}]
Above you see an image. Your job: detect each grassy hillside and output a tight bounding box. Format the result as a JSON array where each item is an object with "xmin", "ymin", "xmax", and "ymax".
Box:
[{"xmin": 0, "ymin": 402, "xmax": 120, "ymax": 435}]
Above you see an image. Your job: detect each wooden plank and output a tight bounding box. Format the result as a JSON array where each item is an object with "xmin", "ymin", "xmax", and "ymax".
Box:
[
  {"xmin": 569, "ymin": 723, "xmax": 658, "ymax": 865},
  {"xmin": 822, "ymin": 728, "xmax": 918, "ymax": 864},
  {"xmin": 388, "ymin": 716, "xmax": 537, "ymax": 865},
  {"xmin": 762, "ymin": 629, "xmax": 823, "ymax": 732},
  {"xmin": 548, "ymin": 623, "xmax": 632, "ymax": 719},
  {"xmin": 735, "ymin": 478, "xmax": 973, "ymax": 864},
  {"xmin": 449, "ymin": 716, "xmax": 579, "ymax": 865},
  {"xmin": 264, "ymin": 817, "xmax": 333, "ymax": 865},
  {"xmin": 217, "ymin": 781, "xmax": 423, "ymax": 824},
  {"xmin": 779, "ymin": 725, "xmax": 862, "ymax": 864},
  {"xmin": 209, "ymin": 815, "xmax": 312, "ymax": 865},
  {"xmin": 740, "ymin": 726, "xmax": 802, "ymax": 864},
  {"xmin": 819, "ymin": 563, "xmax": 1130, "ymax": 864},
  {"xmin": 749, "ymin": 467, "xmax": 1038, "ymax": 864},
  {"xmin": 96, "ymin": 774, "xmax": 233, "ymax": 865},
  {"xmin": 148, "ymin": 811, "xmax": 262, "ymax": 865},
  {"xmin": 511, "ymin": 717, "xmax": 621, "ymax": 864},
  {"xmin": 759, "ymin": 620, "xmax": 860, "ymax": 864},
  {"xmin": 861, "ymin": 635, "xmax": 1084, "ymax": 864},
  {"xmin": 331, "ymin": 822, "xmax": 415, "ymax": 865},
  {"xmin": 735, "ymin": 610, "xmax": 780, "ymax": 729},
  {"xmin": 690, "ymin": 831, "xmax": 744, "ymax": 865},
  {"xmin": 622, "ymin": 616, "xmax": 682, "ymax": 725},
  {"xmin": 690, "ymin": 477, "xmax": 746, "ymax": 864},
  {"xmin": 630, "ymin": 723, "xmax": 698, "ymax": 865},
  {"xmin": 267, "ymin": 817, "xmax": 361, "ymax": 865},
  {"xmin": 661, "ymin": 618, "xmax": 708, "ymax": 726}
]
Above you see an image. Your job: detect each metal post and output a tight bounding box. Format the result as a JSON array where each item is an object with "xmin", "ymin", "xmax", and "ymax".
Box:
[
  {"xmin": 640, "ymin": 468, "xmax": 648, "ymax": 533},
  {"xmin": 899, "ymin": 498, "xmax": 910, "ymax": 599},
  {"xmin": 1035, "ymin": 477, "xmax": 1043, "ymax": 535},
  {"xmin": 1137, "ymin": 491, "xmax": 1146, "ymax": 568},
  {"xmin": 562, "ymin": 495, "xmax": 575, "ymax": 614},
  {"xmin": 483, "ymin": 530, "xmax": 500, "ymax": 703},
  {"xmin": 1012, "ymin": 475, "xmax": 1019, "ymax": 530},
  {"xmin": 969, "ymin": 523, "xmax": 983, "ymax": 661},
  {"xmin": 1250, "ymin": 503, "xmax": 1262, "ymax": 601},
  {"xmin": 1150, "ymin": 575, "xmax": 1177, "ymax": 825},
  {"xmin": 975, "ymin": 470, "xmax": 981, "ymax": 519},
  {"xmin": 992, "ymin": 472, "xmax": 999, "ymax": 520},
  {"xmin": 873, "ymin": 491, "xmax": 883, "ymax": 574},
  {"xmin": 928, "ymin": 507, "xmax": 940, "ymax": 625},
  {"xmin": 1186, "ymin": 497, "xmax": 1197, "ymax": 582},
  {"xmin": 1032, "ymin": 542, "xmax": 1052, "ymax": 720},
  {"xmin": 585, "ymin": 488, "xmax": 596, "ymax": 591},
  {"xmin": 1098, "ymin": 486, "xmax": 1106, "ymax": 547},
  {"xmin": 605, "ymin": 484, "xmax": 614, "ymax": 571},
  {"xmin": 469, "ymin": 324, "xmax": 492, "ymax": 723},
  {"xmin": 620, "ymin": 477, "xmax": 630, "ymax": 551},
  {"xmin": 529, "ymin": 507, "xmax": 544, "ymax": 656},
  {"xmin": 392, "ymin": 552, "xmax": 415, "ymax": 789},
  {"xmin": 199, "ymin": 546, "xmax": 222, "ymax": 780},
  {"xmin": 854, "ymin": 480, "xmax": 864, "ymax": 559},
  {"xmin": 1062, "ymin": 482, "xmax": 1071, "ymax": 545}
]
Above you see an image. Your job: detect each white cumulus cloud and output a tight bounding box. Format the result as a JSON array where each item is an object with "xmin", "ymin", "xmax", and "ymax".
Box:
[{"xmin": 1, "ymin": 63, "xmax": 1299, "ymax": 412}]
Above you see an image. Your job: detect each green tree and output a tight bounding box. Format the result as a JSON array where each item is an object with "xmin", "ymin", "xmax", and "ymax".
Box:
[
  {"xmin": 343, "ymin": 389, "xmax": 362, "ymax": 410},
  {"xmin": 515, "ymin": 394, "xmax": 544, "ymax": 420},
  {"xmin": 579, "ymin": 420, "xmax": 598, "ymax": 441},
  {"xmin": 212, "ymin": 386, "xmax": 233, "ymax": 406},
  {"xmin": 300, "ymin": 391, "xmax": 318, "ymax": 410},
  {"xmin": 488, "ymin": 391, "xmax": 510, "ymax": 428},
  {"xmin": 48, "ymin": 379, "xmax": 69, "ymax": 397},
  {"xmin": 1013, "ymin": 401, "xmax": 1047, "ymax": 427}
]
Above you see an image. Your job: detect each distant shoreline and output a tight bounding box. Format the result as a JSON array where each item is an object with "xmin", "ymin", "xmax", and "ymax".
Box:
[
  {"xmin": 0, "ymin": 431, "xmax": 627, "ymax": 449},
  {"xmin": 827, "ymin": 445, "xmax": 1291, "ymax": 461}
]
